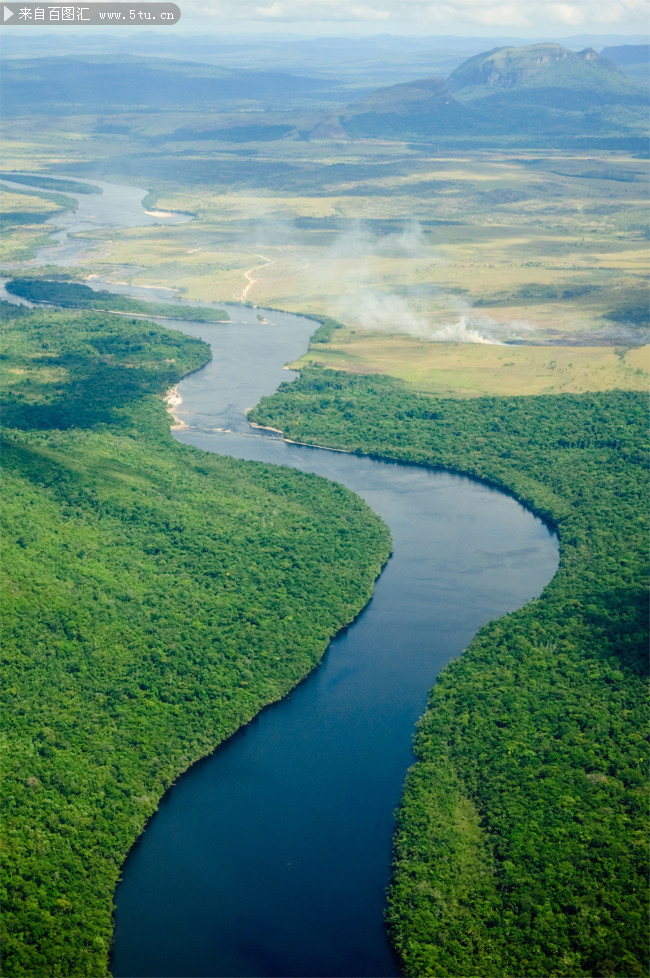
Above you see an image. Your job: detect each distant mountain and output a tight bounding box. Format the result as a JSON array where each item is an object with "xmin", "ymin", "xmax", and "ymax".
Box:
[
  {"xmin": 600, "ymin": 44, "xmax": 650, "ymax": 66},
  {"xmin": 336, "ymin": 43, "xmax": 649, "ymax": 148},
  {"xmin": 446, "ymin": 43, "xmax": 632, "ymax": 95},
  {"xmin": 600, "ymin": 44, "xmax": 650, "ymax": 83},
  {"xmin": 335, "ymin": 77, "xmax": 473, "ymax": 139},
  {"xmin": 0, "ymin": 55, "xmax": 331, "ymax": 117}
]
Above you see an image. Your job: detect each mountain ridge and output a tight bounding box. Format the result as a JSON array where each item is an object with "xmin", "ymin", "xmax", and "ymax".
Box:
[{"xmin": 334, "ymin": 42, "xmax": 648, "ymax": 147}]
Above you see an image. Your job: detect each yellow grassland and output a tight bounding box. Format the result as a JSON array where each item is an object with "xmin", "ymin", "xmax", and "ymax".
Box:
[
  {"xmin": 2, "ymin": 136, "xmax": 647, "ymax": 396},
  {"xmin": 0, "ymin": 190, "xmax": 63, "ymax": 215},
  {"xmin": 293, "ymin": 332, "xmax": 649, "ymax": 397},
  {"xmin": 82, "ymin": 151, "xmax": 647, "ymax": 344}
]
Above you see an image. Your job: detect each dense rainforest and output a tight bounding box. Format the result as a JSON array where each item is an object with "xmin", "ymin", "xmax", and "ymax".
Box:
[
  {"xmin": 250, "ymin": 367, "xmax": 649, "ymax": 978},
  {"xmin": 5, "ymin": 278, "xmax": 229, "ymax": 323},
  {"xmin": 0, "ymin": 307, "xmax": 391, "ymax": 977}
]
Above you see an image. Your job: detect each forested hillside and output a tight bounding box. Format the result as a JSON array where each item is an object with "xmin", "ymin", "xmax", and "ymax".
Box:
[
  {"xmin": 250, "ymin": 367, "xmax": 649, "ymax": 978},
  {"xmin": 0, "ymin": 309, "xmax": 390, "ymax": 977}
]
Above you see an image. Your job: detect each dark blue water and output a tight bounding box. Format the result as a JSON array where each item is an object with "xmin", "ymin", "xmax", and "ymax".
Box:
[{"xmin": 111, "ymin": 307, "xmax": 558, "ymax": 978}]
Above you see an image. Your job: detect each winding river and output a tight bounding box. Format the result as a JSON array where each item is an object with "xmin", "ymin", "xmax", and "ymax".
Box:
[{"xmin": 2, "ymin": 178, "xmax": 559, "ymax": 978}]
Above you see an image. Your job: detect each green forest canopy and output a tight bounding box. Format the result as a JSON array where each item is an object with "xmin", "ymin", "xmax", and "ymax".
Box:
[
  {"xmin": 5, "ymin": 278, "xmax": 229, "ymax": 324},
  {"xmin": 0, "ymin": 306, "xmax": 390, "ymax": 977}
]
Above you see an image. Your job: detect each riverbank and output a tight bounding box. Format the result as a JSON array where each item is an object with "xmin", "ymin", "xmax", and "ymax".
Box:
[
  {"xmin": 248, "ymin": 418, "xmax": 356, "ymax": 454},
  {"xmin": 1, "ymin": 305, "xmax": 392, "ymax": 978},
  {"xmin": 164, "ymin": 385, "xmax": 186, "ymax": 428},
  {"xmin": 249, "ymin": 366, "xmax": 649, "ymax": 978},
  {"xmin": 113, "ymin": 310, "xmax": 556, "ymax": 978}
]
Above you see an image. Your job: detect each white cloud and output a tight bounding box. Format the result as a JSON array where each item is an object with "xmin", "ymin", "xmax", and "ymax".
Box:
[
  {"xmin": 544, "ymin": 3, "xmax": 585, "ymax": 26},
  {"xmin": 225, "ymin": 0, "xmax": 398, "ymax": 22},
  {"xmin": 471, "ymin": 5, "xmax": 531, "ymax": 27},
  {"xmin": 409, "ymin": 0, "xmax": 648, "ymax": 29},
  {"xmin": 185, "ymin": 0, "xmax": 649, "ymax": 32}
]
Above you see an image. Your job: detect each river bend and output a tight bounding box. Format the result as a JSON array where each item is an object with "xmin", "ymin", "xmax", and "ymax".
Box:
[
  {"xmin": 112, "ymin": 308, "xmax": 558, "ymax": 978},
  {"xmin": 2, "ymin": 177, "xmax": 559, "ymax": 978}
]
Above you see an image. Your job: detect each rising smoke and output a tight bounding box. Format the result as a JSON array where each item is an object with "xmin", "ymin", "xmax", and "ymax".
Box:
[
  {"xmin": 236, "ymin": 206, "xmax": 524, "ymax": 343},
  {"xmin": 325, "ymin": 221, "xmax": 509, "ymax": 343}
]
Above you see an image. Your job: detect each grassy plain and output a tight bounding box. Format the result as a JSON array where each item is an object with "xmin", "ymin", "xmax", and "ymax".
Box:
[
  {"xmin": 1, "ymin": 188, "xmax": 65, "ymax": 216},
  {"xmin": 1, "ymin": 83, "xmax": 647, "ymax": 389},
  {"xmin": 0, "ymin": 226, "xmax": 53, "ymax": 262},
  {"xmin": 293, "ymin": 331, "xmax": 650, "ymax": 396},
  {"xmin": 72, "ymin": 147, "xmax": 650, "ymax": 394},
  {"xmin": 92, "ymin": 153, "xmax": 648, "ymax": 328},
  {"xmin": 0, "ymin": 183, "xmax": 75, "ymax": 261}
]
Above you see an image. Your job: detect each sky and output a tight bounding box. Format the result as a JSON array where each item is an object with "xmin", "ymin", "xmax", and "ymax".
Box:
[
  {"xmin": 1, "ymin": 0, "xmax": 647, "ymax": 45},
  {"xmin": 179, "ymin": 0, "xmax": 650, "ymax": 36}
]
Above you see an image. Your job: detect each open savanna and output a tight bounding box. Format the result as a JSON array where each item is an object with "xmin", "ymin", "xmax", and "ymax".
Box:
[
  {"xmin": 0, "ymin": 182, "xmax": 75, "ymax": 262},
  {"xmin": 2, "ymin": 100, "xmax": 647, "ymax": 391},
  {"xmin": 294, "ymin": 329, "xmax": 650, "ymax": 396},
  {"xmin": 0, "ymin": 187, "xmax": 68, "ymax": 218},
  {"xmin": 0, "ymin": 225, "xmax": 53, "ymax": 263},
  {"xmin": 57, "ymin": 145, "xmax": 647, "ymax": 394}
]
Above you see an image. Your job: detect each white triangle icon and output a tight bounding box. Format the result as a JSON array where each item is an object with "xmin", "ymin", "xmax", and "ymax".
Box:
[{"xmin": 4, "ymin": 5, "xmax": 14, "ymax": 20}]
